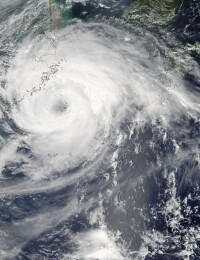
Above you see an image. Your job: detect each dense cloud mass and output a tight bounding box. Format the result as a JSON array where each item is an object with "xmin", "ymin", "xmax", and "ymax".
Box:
[
  {"xmin": 0, "ymin": 1, "xmax": 200, "ymax": 259},
  {"xmin": 3, "ymin": 23, "xmax": 198, "ymax": 180}
]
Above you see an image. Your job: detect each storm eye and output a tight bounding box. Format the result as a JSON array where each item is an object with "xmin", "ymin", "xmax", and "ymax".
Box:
[{"xmin": 53, "ymin": 100, "xmax": 68, "ymax": 113}]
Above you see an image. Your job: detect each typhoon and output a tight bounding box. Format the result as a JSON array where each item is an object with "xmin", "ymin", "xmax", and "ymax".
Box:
[
  {"xmin": 5, "ymin": 23, "xmax": 193, "ymax": 179},
  {"xmin": 0, "ymin": 0, "xmax": 200, "ymax": 260}
]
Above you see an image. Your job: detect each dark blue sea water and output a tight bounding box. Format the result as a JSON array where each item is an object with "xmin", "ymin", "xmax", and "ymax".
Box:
[{"xmin": 0, "ymin": 1, "xmax": 200, "ymax": 259}]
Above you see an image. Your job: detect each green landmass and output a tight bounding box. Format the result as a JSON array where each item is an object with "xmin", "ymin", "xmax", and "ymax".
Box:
[{"xmin": 123, "ymin": 0, "xmax": 181, "ymax": 28}]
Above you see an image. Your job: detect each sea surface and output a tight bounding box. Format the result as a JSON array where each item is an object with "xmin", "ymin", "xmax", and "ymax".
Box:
[{"xmin": 0, "ymin": 0, "xmax": 200, "ymax": 259}]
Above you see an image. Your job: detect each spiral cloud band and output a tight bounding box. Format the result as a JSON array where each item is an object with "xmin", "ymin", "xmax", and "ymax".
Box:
[
  {"xmin": 4, "ymin": 23, "xmax": 196, "ymax": 181},
  {"xmin": 0, "ymin": 16, "xmax": 200, "ymax": 259},
  {"xmin": 3, "ymin": 24, "xmax": 195, "ymax": 180}
]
